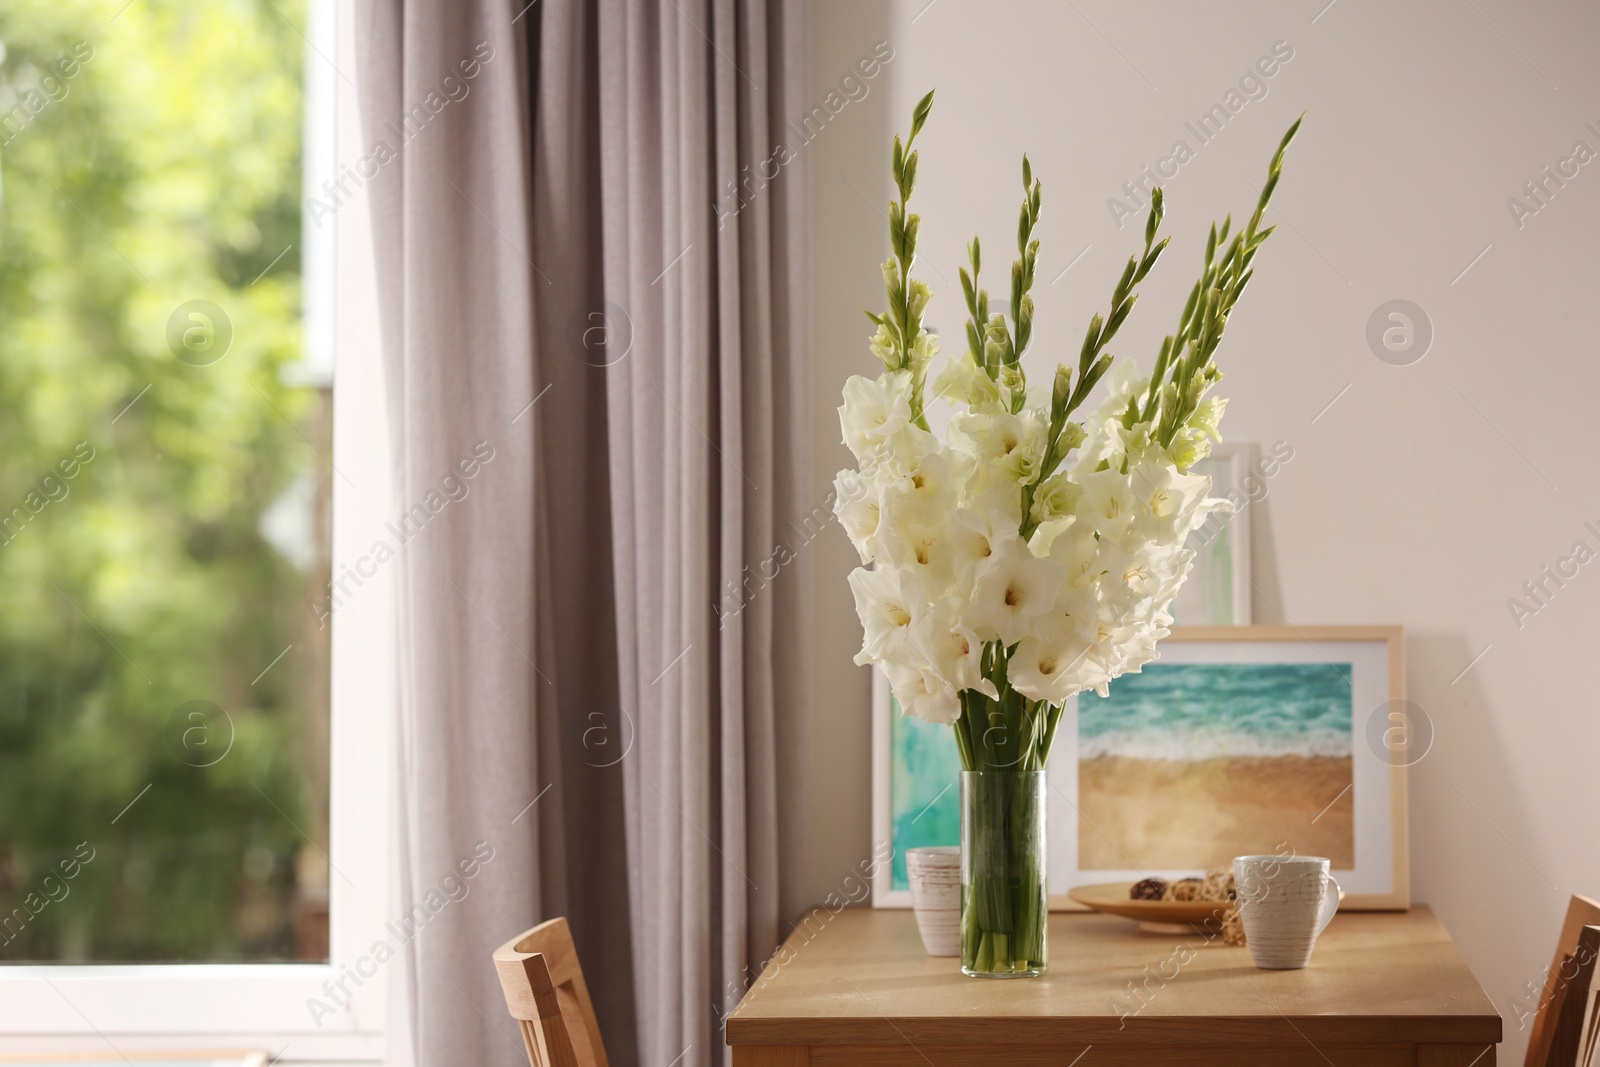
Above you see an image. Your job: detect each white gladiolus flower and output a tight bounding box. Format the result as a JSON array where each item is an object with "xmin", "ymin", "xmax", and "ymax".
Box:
[
  {"xmin": 1074, "ymin": 467, "xmax": 1138, "ymax": 547},
  {"xmin": 1095, "ymin": 540, "xmax": 1177, "ymax": 616},
  {"xmin": 947, "ymin": 508, "xmax": 1015, "ymax": 592},
  {"xmin": 1009, "ymin": 619, "xmax": 1095, "ymax": 705},
  {"xmin": 874, "ymin": 451, "xmax": 969, "ymax": 583},
  {"xmin": 1191, "ymin": 396, "xmax": 1227, "ymax": 441},
  {"xmin": 833, "ymin": 468, "xmax": 883, "ymax": 565},
  {"xmin": 1076, "ymin": 361, "xmax": 1162, "ymax": 474},
  {"xmin": 914, "ymin": 611, "xmax": 998, "ymax": 700},
  {"xmin": 1134, "ymin": 462, "xmax": 1210, "ymax": 520},
  {"xmin": 1125, "ymin": 461, "xmax": 1212, "ymax": 546},
  {"xmin": 966, "ymin": 541, "xmax": 1063, "ymax": 645},
  {"xmin": 1094, "ymin": 618, "xmax": 1166, "ymax": 688},
  {"xmin": 908, "ymin": 327, "xmax": 939, "ymax": 374},
  {"xmin": 879, "ymin": 524, "xmax": 960, "ymax": 591},
  {"xmin": 1167, "ymin": 425, "xmax": 1213, "ymax": 470},
  {"xmin": 884, "ymin": 449, "xmax": 969, "ymax": 528},
  {"xmin": 1028, "ymin": 469, "xmax": 1082, "ymax": 525},
  {"xmin": 1100, "ymin": 356, "xmax": 1149, "ymax": 412},
  {"xmin": 1036, "ymin": 517, "xmax": 1097, "ymax": 582},
  {"xmin": 1054, "ymin": 579, "xmax": 1101, "ymax": 629},
  {"xmin": 1026, "ymin": 516, "xmax": 1073, "ymax": 559},
  {"xmin": 996, "ymin": 411, "xmax": 1049, "ymax": 485},
  {"xmin": 996, "ymin": 364, "xmax": 1027, "ymax": 406},
  {"xmin": 847, "ymin": 566, "xmax": 925, "ymax": 666},
  {"xmin": 885, "ymin": 422, "xmax": 941, "ymax": 480},
  {"xmin": 931, "ymin": 349, "xmax": 1004, "ymax": 413},
  {"xmin": 883, "ymin": 659, "xmax": 961, "ymax": 725},
  {"xmin": 839, "ymin": 371, "xmax": 914, "ymax": 467},
  {"xmin": 964, "ymin": 474, "xmax": 1024, "ymax": 530},
  {"xmin": 868, "ymin": 323, "xmax": 898, "ymax": 369},
  {"xmin": 951, "ymin": 410, "xmax": 1047, "ymax": 486}
]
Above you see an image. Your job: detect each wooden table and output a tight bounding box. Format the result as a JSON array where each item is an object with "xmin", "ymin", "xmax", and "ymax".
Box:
[{"xmin": 726, "ymin": 906, "xmax": 1500, "ymax": 1066}]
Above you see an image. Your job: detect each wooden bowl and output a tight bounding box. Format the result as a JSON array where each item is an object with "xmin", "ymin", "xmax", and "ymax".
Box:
[{"xmin": 1067, "ymin": 881, "xmax": 1232, "ymax": 931}]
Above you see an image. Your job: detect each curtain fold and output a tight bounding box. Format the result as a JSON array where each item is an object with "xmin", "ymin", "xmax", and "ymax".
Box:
[{"xmin": 355, "ymin": 2, "xmax": 809, "ymax": 1064}]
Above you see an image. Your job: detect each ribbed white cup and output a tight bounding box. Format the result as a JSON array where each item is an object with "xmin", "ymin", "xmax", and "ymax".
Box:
[
  {"xmin": 906, "ymin": 846, "xmax": 962, "ymax": 957},
  {"xmin": 1234, "ymin": 855, "xmax": 1341, "ymax": 969}
]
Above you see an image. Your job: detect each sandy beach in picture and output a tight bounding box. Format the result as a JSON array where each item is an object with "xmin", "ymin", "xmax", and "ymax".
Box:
[
  {"xmin": 1078, "ymin": 753, "xmax": 1353, "ymax": 868},
  {"xmin": 1078, "ymin": 661, "xmax": 1355, "ymax": 870}
]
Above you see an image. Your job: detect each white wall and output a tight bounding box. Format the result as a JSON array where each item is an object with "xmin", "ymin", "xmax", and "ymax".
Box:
[{"xmin": 802, "ymin": 1, "xmax": 1600, "ymax": 1059}]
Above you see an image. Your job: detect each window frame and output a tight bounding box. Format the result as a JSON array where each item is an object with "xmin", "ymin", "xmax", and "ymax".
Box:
[{"xmin": 0, "ymin": 2, "xmax": 392, "ymax": 1061}]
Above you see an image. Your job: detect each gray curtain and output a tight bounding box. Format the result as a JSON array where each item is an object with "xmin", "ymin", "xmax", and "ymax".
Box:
[{"xmin": 355, "ymin": 2, "xmax": 809, "ymax": 1066}]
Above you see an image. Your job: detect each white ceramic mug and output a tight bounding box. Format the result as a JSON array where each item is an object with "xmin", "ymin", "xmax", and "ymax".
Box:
[
  {"xmin": 906, "ymin": 846, "xmax": 962, "ymax": 957},
  {"xmin": 1233, "ymin": 855, "xmax": 1341, "ymax": 969}
]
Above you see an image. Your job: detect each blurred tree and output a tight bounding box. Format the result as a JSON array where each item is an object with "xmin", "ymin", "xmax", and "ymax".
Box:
[{"xmin": 0, "ymin": 0, "xmax": 328, "ymax": 961}]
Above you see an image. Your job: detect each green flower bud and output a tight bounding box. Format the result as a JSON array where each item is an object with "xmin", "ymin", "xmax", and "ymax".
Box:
[{"xmin": 908, "ymin": 279, "xmax": 932, "ymax": 321}]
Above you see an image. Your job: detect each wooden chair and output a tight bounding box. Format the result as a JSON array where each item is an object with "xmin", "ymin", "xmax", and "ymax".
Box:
[
  {"xmin": 493, "ymin": 917, "xmax": 609, "ymax": 1067},
  {"xmin": 1527, "ymin": 895, "xmax": 1600, "ymax": 1066}
]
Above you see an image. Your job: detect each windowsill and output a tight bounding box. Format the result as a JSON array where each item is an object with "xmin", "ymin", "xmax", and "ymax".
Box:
[{"xmin": 0, "ymin": 964, "xmax": 384, "ymax": 1061}]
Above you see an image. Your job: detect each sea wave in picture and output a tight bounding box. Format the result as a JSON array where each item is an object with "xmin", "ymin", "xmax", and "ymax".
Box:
[{"xmin": 1079, "ymin": 661, "xmax": 1354, "ymax": 761}]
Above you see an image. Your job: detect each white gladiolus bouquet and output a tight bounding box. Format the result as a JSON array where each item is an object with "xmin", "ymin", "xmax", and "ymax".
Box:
[{"xmin": 836, "ymin": 91, "xmax": 1301, "ymax": 775}]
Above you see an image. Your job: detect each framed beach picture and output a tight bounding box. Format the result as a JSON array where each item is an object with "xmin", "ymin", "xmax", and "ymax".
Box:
[
  {"xmin": 872, "ymin": 625, "xmax": 1408, "ymax": 910},
  {"xmin": 871, "ymin": 672, "xmax": 961, "ymax": 908},
  {"xmin": 1168, "ymin": 442, "xmax": 1254, "ymax": 626}
]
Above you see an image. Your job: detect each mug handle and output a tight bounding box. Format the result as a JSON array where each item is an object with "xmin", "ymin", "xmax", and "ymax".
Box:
[{"xmin": 1315, "ymin": 875, "xmax": 1342, "ymax": 936}]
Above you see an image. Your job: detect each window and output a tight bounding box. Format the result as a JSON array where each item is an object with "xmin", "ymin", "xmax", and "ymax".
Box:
[
  {"xmin": 0, "ymin": 0, "xmax": 389, "ymax": 1057},
  {"xmin": 0, "ymin": 0, "xmax": 326, "ymax": 966}
]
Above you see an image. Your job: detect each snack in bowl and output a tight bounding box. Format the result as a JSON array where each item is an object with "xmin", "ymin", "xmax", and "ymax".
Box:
[
  {"xmin": 1202, "ymin": 867, "xmax": 1237, "ymax": 902},
  {"xmin": 1116, "ymin": 868, "xmax": 1245, "ymax": 945},
  {"xmin": 1165, "ymin": 877, "xmax": 1205, "ymax": 902},
  {"xmin": 1129, "ymin": 877, "xmax": 1168, "ymax": 901}
]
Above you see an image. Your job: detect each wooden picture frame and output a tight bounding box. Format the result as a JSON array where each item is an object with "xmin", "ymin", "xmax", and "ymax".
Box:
[
  {"xmin": 869, "ymin": 665, "xmax": 933, "ymax": 909},
  {"xmin": 1171, "ymin": 442, "xmax": 1256, "ymax": 626},
  {"xmin": 872, "ymin": 625, "xmax": 1409, "ymax": 911},
  {"xmin": 1138, "ymin": 626, "xmax": 1409, "ymax": 911}
]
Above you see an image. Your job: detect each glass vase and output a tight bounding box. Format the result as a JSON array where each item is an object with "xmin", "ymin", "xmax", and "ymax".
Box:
[{"xmin": 960, "ymin": 769, "xmax": 1048, "ymax": 977}]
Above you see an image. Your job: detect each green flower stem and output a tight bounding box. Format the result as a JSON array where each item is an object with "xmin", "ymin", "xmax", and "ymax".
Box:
[
  {"xmin": 961, "ymin": 768, "xmax": 1047, "ymax": 975},
  {"xmin": 957, "ymin": 644, "xmax": 1050, "ymax": 976},
  {"xmin": 869, "ymin": 90, "xmax": 937, "ymax": 429},
  {"xmin": 956, "ymin": 641, "xmax": 1056, "ymax": 774},
  {"xmin": 1140, "ymin": 114, "xmax": 1302, "ymax": 444}
]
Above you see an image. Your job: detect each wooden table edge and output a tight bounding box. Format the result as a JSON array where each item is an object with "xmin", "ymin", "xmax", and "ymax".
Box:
[{"xmin": 726, "ymin": 1014, "xmax": 1502, "ymax": 1047}]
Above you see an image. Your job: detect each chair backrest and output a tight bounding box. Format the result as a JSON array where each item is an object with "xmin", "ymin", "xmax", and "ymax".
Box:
[
  {"xmin": 1546, "ymin": 925, "xmax": 1600, "ymax": 1067},
  {"xmin": 493, "ymin": 917, "xmax": 608, "ymax": 1067},
  {"xmin": 1527, "ymin": 894, "xmax": 1600, "ymax": 1067}
]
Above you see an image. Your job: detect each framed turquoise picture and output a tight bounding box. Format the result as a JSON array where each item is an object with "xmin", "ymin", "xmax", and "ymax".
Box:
[
  {"xmin": 874, "ymin": 683, "xmax": 961, "ymax": 905},
  {"xmin": 871, "ymin": 626, "xmax": 1408, "ymax": 910}
]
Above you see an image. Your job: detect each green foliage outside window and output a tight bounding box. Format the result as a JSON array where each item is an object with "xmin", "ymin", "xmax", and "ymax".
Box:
[{"xmin": 0, "ymin": 0, "xmax": 329, "ymax": 962}]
